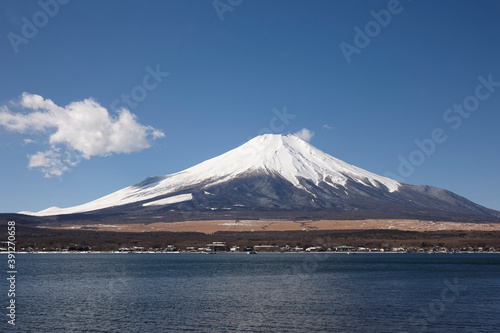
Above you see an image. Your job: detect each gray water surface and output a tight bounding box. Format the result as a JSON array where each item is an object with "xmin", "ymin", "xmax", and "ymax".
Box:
[{"xmin": 3, "ymin": 253, "xmax": 500, "ymax": 332}]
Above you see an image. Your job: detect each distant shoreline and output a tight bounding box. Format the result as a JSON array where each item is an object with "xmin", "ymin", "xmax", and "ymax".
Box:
[
  {"xmin": 3, "ymin": 219, "xmax": 500, "ymax": 252},
  {"xmin": 3, "ymin": 251, "xmax": 500, "ymax": 255}
]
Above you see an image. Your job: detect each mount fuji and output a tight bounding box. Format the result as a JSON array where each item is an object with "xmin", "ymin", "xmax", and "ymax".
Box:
[{"xmin": 21, "ymin": 134, "xmax": 500, "ymax": 222}]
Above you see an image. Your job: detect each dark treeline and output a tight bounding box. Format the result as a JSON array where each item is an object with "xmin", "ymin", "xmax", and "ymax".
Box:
[{"xmin": 2, "ymin": 220, "xmax": 500, "ymax": 252}]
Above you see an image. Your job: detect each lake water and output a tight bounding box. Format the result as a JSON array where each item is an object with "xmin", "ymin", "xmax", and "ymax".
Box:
[{"xmin": 2, "ymin": 253, "xmax": 500, "ymax": 332}]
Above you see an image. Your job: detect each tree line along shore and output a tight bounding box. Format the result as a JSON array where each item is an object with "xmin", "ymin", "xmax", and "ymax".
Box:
[{"xmin": 3, "ymin": 222, "xmax": 500, "ymax": 253}]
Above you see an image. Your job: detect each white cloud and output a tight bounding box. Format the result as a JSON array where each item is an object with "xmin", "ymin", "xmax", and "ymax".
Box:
[
  {"xmin": 322, "ymin": 124, "xmax": 334, "ymax": 130},
  {"xmin": 0, "ymin": 93, "xmax": 165, "ymax": 177},
  {"xmin": 28, "ymin": 149, "xmax": 68, "ymax": 177},
  {"xmin": 293, "ymin": 128, "xmax": 315, "ymax": 142},
  {"xmin": 23, "ymin": 138, "xmax": 37, "ymax": 145}
]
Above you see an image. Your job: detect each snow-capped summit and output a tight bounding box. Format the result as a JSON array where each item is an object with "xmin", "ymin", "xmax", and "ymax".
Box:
[
  {"xmin": 22, "ymin": 134, "xmax": 500, "ymax": 220},
  {"xmin": 161, "ymin": 133, "xmax": 400, "ymax": 194},
  {"xmin": 238, "ymin": 134, "xmax": 400, "ymax": 192}
]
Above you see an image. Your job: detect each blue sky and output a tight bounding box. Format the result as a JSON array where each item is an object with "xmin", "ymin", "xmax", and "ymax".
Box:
[{"xmin": 1, "ymin": 0, "xmax": 500, "ymax": 213}]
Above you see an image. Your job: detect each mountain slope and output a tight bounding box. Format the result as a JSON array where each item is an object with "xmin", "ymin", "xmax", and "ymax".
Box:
[{"xmin": 21, "ymin": 134, "xmax": 500, "ymax": 221}]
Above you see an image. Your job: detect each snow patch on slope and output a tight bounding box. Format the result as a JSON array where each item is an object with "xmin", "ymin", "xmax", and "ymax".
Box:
[{"xmin": 143, "ymin": 193, "xmax": 193, "ymax": 207}]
